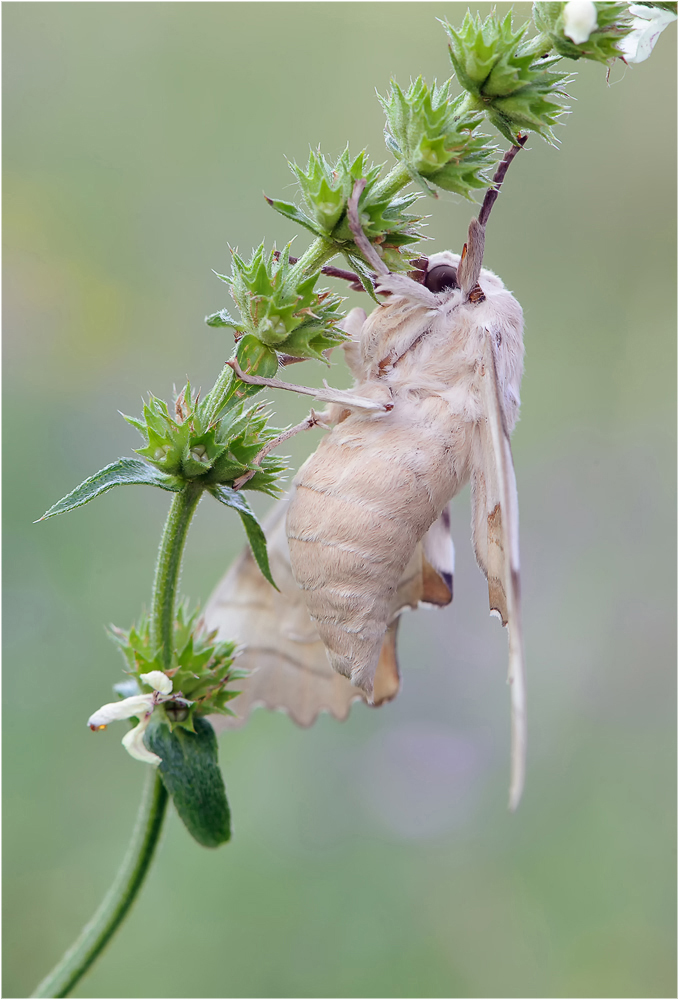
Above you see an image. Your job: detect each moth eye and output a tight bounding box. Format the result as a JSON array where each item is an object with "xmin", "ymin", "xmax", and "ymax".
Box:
[{"xmin": 425, "ymin": 264, "xmax": 459, "ymax": 293}]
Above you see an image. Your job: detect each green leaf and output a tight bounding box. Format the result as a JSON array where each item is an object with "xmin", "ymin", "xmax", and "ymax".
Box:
[
  {"xmin": 37, "ymin": 458, "xmax": 185, "ymax": 520},
  {"xmin": 264, "ymin": 196, "xmax": 321, "ymax": 237},
  {"xmin": 343, "ymin": 253, "xmax": 379, "ymax": 301},
  {"xmin": 208, "ymin": 485, "xmax": 278, "ymax": 589},
  {"xmin": 205, "ymin": 308, "xmax": 240, "ymax": 328},
  {"xmin": 145, "ymin": 715, "xmax": 231, "ymax": 848}
]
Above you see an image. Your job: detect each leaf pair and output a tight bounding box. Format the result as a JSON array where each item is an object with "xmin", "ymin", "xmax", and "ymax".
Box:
[{"xmin": 38, "ymin": 458, "xmax": 276, "ymax": 589}]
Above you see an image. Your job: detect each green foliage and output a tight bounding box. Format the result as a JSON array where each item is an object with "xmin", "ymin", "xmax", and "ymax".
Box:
[
  {"xmin": 533, "ymin": 2, "xmax": 632, "ymax": 63},
  {"xmin": 145, "ymin": 715, "xmax": 231, "ymax": 848},
  {"xmin": 126, "ymin": 380, "xmax": 286, "ymax": 494},
  {"xmin": 37, "ymin": 458, "xmax": 184, "ymax": 520},
  {"xmin": 380, "ymin": 77, "xmax": 496, "ymax": 196},
  {"xmin": 271, "ymin": 147, "xmax": 425, "ymax": 272},
  {"xmin": 208, "ymin": 485, "xmax": 277, "ymax": 589},
  {"xmin": 445, "ymin": 10, "xmax": 570, "ymax": 144},
  {"xmin": 109, "ymin": 602, "xmax": 244, "ymax": 733},
  {"xmin": 215, "ymin": 243, "xmax": 346, "ymax": 360}
]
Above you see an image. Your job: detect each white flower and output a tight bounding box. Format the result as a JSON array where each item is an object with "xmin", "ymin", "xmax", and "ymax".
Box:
[
  {"xmin": 563, "ymin": 0, "xmax": 599, "ymax": 44},
  {"xmin": 88, "ymin": 671, "xmax": 176, "ymax": 766},
  {"xmin": 618, "ymin": 3, "xmax": 677, "ymax": 63},
  {"xmin": 139, "ymin": 670, "xmax": 173, "ymax": 695}
]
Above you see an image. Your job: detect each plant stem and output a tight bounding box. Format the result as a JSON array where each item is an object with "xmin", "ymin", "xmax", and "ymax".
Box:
[
  {"xmin": 284, "ymin": 236, "xmax": 336, "ymax": 288},
  {"xmin": 370, "ymin": 162, "xmax": 412, "ymax": 203},
  {"xmin": 150, "ymin": 482, "xmax": 203, "ymax": 667},
  {"xmin": 31, "ymin": 771, "xmax": 169, "ymax": 999},
  {"xmin": 202, "ymin": 363, "xmax": 235, "ymax": 428}
]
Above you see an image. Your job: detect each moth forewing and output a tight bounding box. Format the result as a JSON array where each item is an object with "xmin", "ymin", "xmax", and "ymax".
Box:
[{"xmin": 479, "ymin": 330, "xmax": 526, "ymax": 811}]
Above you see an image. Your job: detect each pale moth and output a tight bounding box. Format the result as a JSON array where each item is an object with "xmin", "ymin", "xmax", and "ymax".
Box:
[{"xmin": 205, "ymin": 142, "xmax": 528, "ymax": 809}]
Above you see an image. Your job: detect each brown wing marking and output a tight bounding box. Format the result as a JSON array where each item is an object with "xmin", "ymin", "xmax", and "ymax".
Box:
[
  {"xmin": 487, "ymin": 502, "xmax": 509, "ymax": 625},
  {"xmin": 372, "ymin": 620, "xmax": 400, "ymax": 705},
  {"xmin": 420, "ymin": 505, "xmax": 454, "ymax": 607}
]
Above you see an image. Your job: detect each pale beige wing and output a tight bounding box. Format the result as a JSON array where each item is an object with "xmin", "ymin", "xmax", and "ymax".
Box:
[
  {"xmin": 471, "ymin": 330, "xmax": 526, "ymax": 811},
  {"xmin": 204, "ymin": 500, "xmax": 453, "ymax": 729}
]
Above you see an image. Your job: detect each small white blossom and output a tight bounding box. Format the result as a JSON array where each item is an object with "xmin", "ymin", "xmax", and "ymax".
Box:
[
  {"xmin": 618, "ymin": 3, "xmax": 677, "ymax": 63},
  {"xmin": 140, "ymin": 670, "xmax": 173, "ymax": 695},
  {"xmin": 564, "ymin": 0, "xmax": 599, "ymax": 44},
  {"xmin": 122, "ymin": 711, "xmax": 160, "ymax": 765},
  {"xmin": 88, "ymin": 671, "xmax": 176, "ymax": 766},
  {"xmin": 87, "ymin": 693, "xmax": 155, "ymax": 729}
]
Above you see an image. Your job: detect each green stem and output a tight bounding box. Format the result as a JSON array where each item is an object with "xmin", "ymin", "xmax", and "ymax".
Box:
[
  {"xmin": 31, "ymin": 771, "xmax": 169, "ymax": 999},
  {"xmin": 150, "ymin": 482, "xmax": 203, "ymax": 666},
  {"xmin": 517, "ymin": 30, "xmax": 554, "ymax": 61},
  {"xmin": 370, "ymin": 162, "xmax": 412, "ymax": 203},
  {"xmin": 284, "ymin": 236, "xmax": 336, "ymax": 288},
  {"xmin": 202, "ymin": 363, "xmax": 235, "ymax": 428}
]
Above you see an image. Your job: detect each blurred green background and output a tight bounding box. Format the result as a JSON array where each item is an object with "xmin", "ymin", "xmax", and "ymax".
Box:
[{"xmin": 3, "ymin": 4, "xmax": 676, "ymax": 998}]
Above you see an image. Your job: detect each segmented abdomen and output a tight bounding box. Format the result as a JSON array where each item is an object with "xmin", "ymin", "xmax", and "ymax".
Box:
[{"xmin": 286, "ymin": 395, "xmax": 471, "ymax": 697}]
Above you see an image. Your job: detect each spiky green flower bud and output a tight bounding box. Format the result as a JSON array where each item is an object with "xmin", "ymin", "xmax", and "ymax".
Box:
[
  {"xmin": 445, "ymin": 11, "xmax": 570, "ymax": 144},
  {"xmin": 108, "ymin": 603, "xmax": 243, "ymax": 734},
  {"xmin": 124, "ymin": 381, "xmax": 285, "ymax": 494},
  {"xmin": 379, "ymin": 77, "xmax": 496, "ymax": 197},
  {"xmin": 267, "ymin": 147, "xmax": 425, "ymax": 273},
  {"xmin": 212, "ymin": 243, "xmax": 346, "ymax": 360},
  {"xmin": 534, "ymin": 2, "xmax": 633, "ymax": 63}
]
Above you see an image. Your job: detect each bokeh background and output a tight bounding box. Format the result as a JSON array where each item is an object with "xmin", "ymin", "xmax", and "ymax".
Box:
[{"xmin": 4, "ymin": 4, "xmax": 676, "ymax": 998}]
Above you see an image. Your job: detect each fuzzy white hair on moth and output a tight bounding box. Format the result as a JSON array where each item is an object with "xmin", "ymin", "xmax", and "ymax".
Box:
[{"xmin": 205, "ymin": 140, "xmax": 528, "ymax": 810}]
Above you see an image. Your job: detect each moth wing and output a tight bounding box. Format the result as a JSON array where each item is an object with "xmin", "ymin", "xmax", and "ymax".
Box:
[
  {"xmin": 471, "ymin": 330, "xmax": 526, "ymax": 811},
  {"xmin": 203, "ymin": 501, "xmax": 453, "ymax": 729}
]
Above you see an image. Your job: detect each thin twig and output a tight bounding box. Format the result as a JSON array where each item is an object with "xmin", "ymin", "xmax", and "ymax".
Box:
[
  {"xmin": 478, "ymin": 134, "xmax": 528, "ymax": 229},
  {"xmin": 458, "ymin": 135, "xmax": 528, "ymax": 299}
]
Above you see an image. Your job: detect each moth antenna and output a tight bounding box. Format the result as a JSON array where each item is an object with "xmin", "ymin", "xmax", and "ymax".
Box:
[{"xmin": 347, "ymin": 178, "xmax": 389, "ymax": 277}]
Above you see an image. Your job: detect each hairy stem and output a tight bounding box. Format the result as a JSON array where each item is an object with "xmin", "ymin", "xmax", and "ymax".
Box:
[
  {"xmin": 202, "ymin": 363, "xmax": 235, "ymax": 428},
  {"xmin": 150, "ymin": 482, "xmax": 203, "ymax": 666},
  {"xmin": 31, "ymin": 771, "xmax": 169, "ymax": 999},
  {"xmin": 370, "ymin": 162, "xmax": 412, "ymax": 203},
  {"xmin": 285, "ymin": 236, "xmax": 337, "ymax": 288}
]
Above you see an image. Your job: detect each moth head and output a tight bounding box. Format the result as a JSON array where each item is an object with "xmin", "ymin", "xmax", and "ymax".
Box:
[
  {"xmin": 426, "ymin": 250, "xmax": 505, "ymax": 296},
  {"xmin": 424, "ymin": 251, "xmax": 460, "ymax": 294}
]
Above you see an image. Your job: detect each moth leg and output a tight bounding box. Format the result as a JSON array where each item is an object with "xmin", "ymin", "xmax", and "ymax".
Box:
[
  {"xmin": 227, "ymin": 359, "xmax": 393, "ymax": 413},
  {"xmin": 232, "ymin": 409, "xmax": 330, "ymax": 491},
  {"xmin": 478, "ymin": 328, "xmax": 526, "ymax": 811}
]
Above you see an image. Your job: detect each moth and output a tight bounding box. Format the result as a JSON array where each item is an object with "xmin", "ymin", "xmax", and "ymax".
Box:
[{"xmin": 205, "ymin": 144, "xmax": 527, "ymax": 808}]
